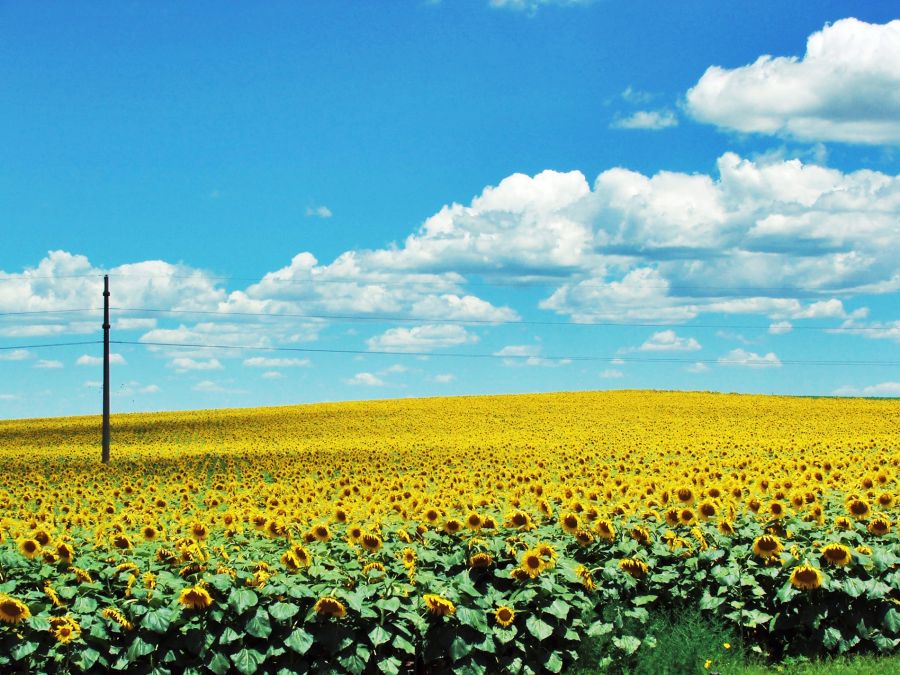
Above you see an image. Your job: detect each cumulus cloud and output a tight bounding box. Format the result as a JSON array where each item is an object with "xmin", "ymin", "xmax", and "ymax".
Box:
[
  {"xmin": 34, "ymin": 359, "xmax": 63, "ymax": 369},
  {"xmin": 718, "ymin": 348, "xmax": 782, "ymax": 368},
  {"xmin": 489, "ymin": 0, "xmax": 595, "ymax": 14},
  {"xmin": 600, "ymin": 369, "xmax": 623, "ymax": 378},
  {"xmin": 191, "ymin": 380, "xmax": 245, "ymax": 394},
  {"xmin": 611, "ymin": 110, "xmax": 678, "ymax": 130},
  {"xmin": 170, "ymin": 357, "xmax": 223, "ymax": 372},
  {"xmin": 832, "ymin": 381, "xmax": 900, "ymax": 397},
  {"xmin": 305, "ymin": 206, "xmax": 333, "ymax": 219},
  {"xmin": 686, "ymin": 18, "xmax": 900, "ymax": 144},
  {"xmin": 636, "ymin": 330, "xmax": 701, "ymax": 352},
  {"xmin": 345, "ymin": 372, "xmax": 385, "ymax": 386},
  {"xmin": 433, "ymin": 373, "xmax": 455, "ymax": 383},
  {"xmin": 0, "ymin": 349, "xmax": 31, "ymax": 361},
  {"xmin": 243, "ymin": 356, "xmax": 310, "ymax": 368},
  {"xmin": 493, "ymin": 344, "xmax": 571, "ymax": 367},
  {"xmin": 77, "ymin": 353, "xmax": 126, "ymax": 366},
  {"xmin": 686, "ymin": 362, "xmax": 709, "ymax": 373},
  {"xmin": 768, "ymin": 321, "xmax": 793, "ymax": 335},
  {"xmin": 261, "ymin": 371, "xmax": 284, "ymax": 379},
  {"xmin": 367, "ymin": 324, "xmax": 477, "ymax": 352}
]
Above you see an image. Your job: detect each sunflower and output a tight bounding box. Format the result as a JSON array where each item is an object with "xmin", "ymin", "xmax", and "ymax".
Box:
[
  {"xmin": 821, "ymin": 543, "xmax": 852, "ymax": 567},
  {"xmin": 678, "ymin": 508, "xmax": 696, "ymax": 526},
  {"xmin": 111, "ymin": 534, "xmax": 132, "ymax": 550},
  {"xmin": 575, "ymin": 529, "xmax": 594, "ymax": 547},
  {"xmin": 717, "ymin": 520, "xmax": 735, "ymax": 536},
  {"xmin": 867, "ymin": 516, "xmax": 891, "ymax": 536},
  {"xmin": 560, "ymin": 512, "xmax": 580, "ymax": 534},
  {"xmin": 444, "ymin": 519, "xmax": 463, "ymax": 535},
  {"xmin": 520, "ymin": 549, "xmax": 544, "ymax": 578},
  {"xmin": 18, "ymin": 538, "xmax": 41, "ymax": 559},
  {"xmin": 789, "ymin": 564, "xmax": 823, "ymax": 590},
  {"xmin": 56, "ymin": 541, "xmax": 75, "ymax": 563},
  {"xmin": 311, "ymin": 524, "xmax": 331, "ymax": 542},
  {"xmin": 855, "ymin": 545, "xmax": 872, "ymax": 556},
  {"xmin": 575, "ymin": 564, "xmax": 596, "ymax": 591},
  {"xmin": 846, "ymin": 499, "xmax": 870, "ymax": 519},
  {"xmin": 44, "ymin": 582, "xmax": 65, "ymax": 608},
  {"xmin": 494, "ymin": 605, "xmax": 515, "ymax": 627},
  {"xmin": 469, "ymin": 552, "xmax": 493, "ymax": 568},
  {"xmin": 664, "ymin": 508, "xmax": 680, "ymax": 527},
  {"xmin": 101, "ymin": 607, "xmax": 134, "ymax": 631},
  {"xmin": 676, "ymin": 487, "xmax": 694, "ymax": 504},
  {"xmin": 595, "ymin": 520, "xmax": 616, "ymax": 541},
  {"xmin": 466, "ymin": 512, "xmax": 483, "ymax": 530},
  {"xmin": 400, "ymin": 547, "xmax": 417, "ymax": 568},
  {"xmin": 768, "ymin": 501, "xmax": 786, "ymax": 519},
  {"xmin": 72, "ymin": 567, "xmax": 94, "ymax": 584},
  {"xmin": 49, "ymin": 615, "xmax": 81, "ymax": 643},
  {"xmin": 423, "ymin": 594, "xmax": 455, "ymax": 617},
  {"xmin": 619, "ymin": 558, "xmax": 649, "ymax": 578},
  {"xmin": 362, "ymin": 561, "xmax": 386, "ymax": 579},
  {"xmin": 361, "ymin": 532, "xmax": 383, "ymax": 554},
  {"xmin": 0, "ymin": 595, "xmax": 30, "ymax": 625},
  {"xmin": 189, "ymin": 521, "xmax": 208, "ymax": 541},
  {"xmin": 536, "ymin": 542, "xmax": 558, "ymax": 566},
  {"xmin": 509, "ymin": 567, "xmax": 531, "ymax": 582},
  {"xmin": 752, "ymin": 535, "xmax": 783, "ymax": 560},
  {"xmin": 630, "ymin": 526, "xmax": 651, "ymax": 545},
  {"xmin": 506, "ymin": 510, "xmax": 535, "ymax": 531},
  {"xmin": 313, "ymin": 596, "xmax": 347, "ymax": 618},
  {"xmin": 179, "ymin": 585, "xmax": 213, "ymax": 610}
]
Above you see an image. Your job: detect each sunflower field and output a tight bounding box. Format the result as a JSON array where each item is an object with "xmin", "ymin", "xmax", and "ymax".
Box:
[{"xmin": 0, "ymin": 390, "xmax": 898, "ymax": 673}]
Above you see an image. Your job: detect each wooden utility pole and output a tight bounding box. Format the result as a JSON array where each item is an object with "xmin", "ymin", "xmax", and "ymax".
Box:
[{"xmin": 102, "ymin": 274, "xmax": 111, "ymax": 464}]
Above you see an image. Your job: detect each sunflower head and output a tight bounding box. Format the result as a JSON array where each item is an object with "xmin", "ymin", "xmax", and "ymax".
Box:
[
  {"xmin": 867, "ymin": 516, "xmax": 891, "ymax": 536},
  {"xmin": 821, "ymin": 543, "xmax": 852, "ymax": 567},
  {"xmin": 619, "ymin": 558, "xmax": 649, "ymax": 578},
  {"xmin": 18, "ymin": 538, "xmax": 41, "ymax": 559},
  {"xmin": 423, "ymin": 594, "xmax": 455, "ymax": 617},
  {"xmin": 789, "ymin": 564, "xmax": 823, "ymax": 590},
  {"xmin": 469, "ymin": 552, "xmax": 493, "ymax": 568},
  {"xmin": 752, "ymin": 534, "xmax": 783, "ymax": 559},
  {"xmin": 179, "ymin": 585, "xmax": 213, "ymax": 611},
  {"xmin": 494, "ymin": 605, "xmax": 515, "ymax": 627},
  {"xmin": 0, "ymin": 595, "xmax": 30, "ymax": 625},
  {"xmin": 314, "ymin": 596, "xmax": 347, "ymax": 619}
]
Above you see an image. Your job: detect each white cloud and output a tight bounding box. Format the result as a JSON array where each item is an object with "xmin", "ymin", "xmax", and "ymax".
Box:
[
  {"xmin": 493, "ymin": 344, "xmax": 571, "ymax": 367},
  {"xmin": 191, "ymin": 379, "xmax": 245, "ymax": 394},
  {"xmin": 0, "ymin": 349, "xmax": 31, "ymax": 361},
  {"xmin": 636, "ymin": 330, "xmax": 701, "ymax": 352},
  {"xmin": 768, "ymin": 321, "xmax": 793, "ymax": 335},
  {"xmin": 243, "ymin": 356, "xmax": 310, "ymax": 368},
  {"xmin": 77, "ymin": 353, "xmax": 126, "ymax": 366},
  {"xmin": 140, "ymin": 384, "xmax": 160, "ymax": 394},
  {"xmin": 83, "ymin": 380, "xmax": 101, "ymax": 389},
  {"xmin": 611, "ymin": 109, "xmax": 678, "ymax": 130},
  {"xmin": 686, "ymin": 18, "xmax": 900, "ymax": 144},
  {"xmin": 832, "ymin": 382, "xmax": 900, "ymax": 397},
  {"xmin": 261, "ymin": 371, "xmax": 284, "ymax": 379},
  {"xmin": 345, "ymin": 372, "xmax": 385, "ymax": 386},
  {"xmin": 114, "ymin": 318, "xmax": 157, "ymax": 330},
  {"xmin": 367, "ymin": 324, "xmax": 477, "ymax": 352},
  {"xmin": 170, "ymin": 357, "xmax": 223, "ymax": 372},
  {"xmin": 34, "ymin": 359, "xmax": 63, "ymax": 369},
  {"xmin": 686, "ymin": 362, "xmax": 709, "ymax": 373},
  {"xmin": 600, "ymin": 369, "xmax": 623, "ymax": 379},
  {"xmin": 0, "ymin": 324, "xmax": 66, "ymax": 337},
  {"xmin": 718, "ymin": 348, "xmax": 782, "ymax": 368},
  {"xmin": 381, "ymin": 364, "xmax": 408, "ymax": 374},
  {"xmin": 489, "ymin": 0, "xmax": 595, "ymax": 14},
  {"xmin": 832, "ymin": 320, "xmax": 900, "ymax": 343},
  {"xmin": 0, "ymin": 393, "xmax": 17, "ymax": 400},
  {"xmin": 433, "ymin": 373, "xmax": 455, "ymax": 383},
  {"xmin": 305, "ymin": 205, "xmax": 333, "ymax": 219},
  {"xmin": 621, "ymin": 86, "xmax": 656, "ymax": 105}
]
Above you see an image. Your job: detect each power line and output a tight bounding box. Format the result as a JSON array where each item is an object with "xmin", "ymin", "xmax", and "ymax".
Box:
[
  {"xmin": 113, "ymin": 339, "xmax": 900, "ymax": 367},
  {"xmin": 0, "ymin": 340, "xmax": 102, "ymax": 351},
  {"xmin": 0, "ymin": 308, "xmax": 101, "ymax": 317}
]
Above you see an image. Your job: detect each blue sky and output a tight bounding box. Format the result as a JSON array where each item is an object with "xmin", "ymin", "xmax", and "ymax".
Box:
[{"xmin": 1, "ymin": 1, "xmax": 898, "ymax": 418}]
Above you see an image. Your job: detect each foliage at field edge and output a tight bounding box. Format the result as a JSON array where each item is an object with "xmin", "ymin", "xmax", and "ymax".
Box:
[{"xmin": 0, "ymin": 391, "xmax": 897, "ymax": 673}]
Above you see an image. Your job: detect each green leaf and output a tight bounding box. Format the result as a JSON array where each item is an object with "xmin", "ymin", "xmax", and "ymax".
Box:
[
  {"xmin": 229, "ymin": 588, "xmax": 259, "ymax": 615},
  {"xmin": 822, "ymin": 627, "xmax": 842, "ymax": 649},
  {"xmin": 588, "ymin": 621, "xmax": 613, "ymax": 637},
  {"xmin": 633, "ymin": 594, "xmax": 658, "ymax": 607},
  {"xmin": 207, "ymin": 653, "xmax": 232, "ymax": 675},
  {"xmin": 544, "ymin": 651, "xmax": 564, "ymax": 674},
  {"xmin": 546, "ymin": 599, "xmax": 570, "ymax": 620},
  {"xmin": 127, "ymin": 635, "xmax": 156, "ymax": 661},
  {"xmin": 369, "ymin": 624, "xmax": 392, "ymax": 647},
  {"xmin": 884, "ymin": 608, "xmax": 900, "ymax": 634},
  {"xmin": 699, "ymin": 592, "xmax": 725, "ymax": 611},
  {"xmin": 377, "ymin": 655, "xmax": 402, "ymax": 675},
  {"xmin": 231, "ymin": 647, "xmax": 266, "ymax": 675},
  {"xmin": 457, "ymin": 605, "xmax": 489, "ymax": 632},
  {"xmin": 450, "ymin": 634, "xmax": 472, "ymax": 661},
  {"xmin": 376, "ymin": 597, "xmax": 401, "ymax": 613},
  {"xmin": 246, "ymin": 607, "xmax": 272, "ymax": 639},
  {"xmin": 72, "ymin": 596, "xmax": 98, "ymax": 613},
  {"xmin": 843, "ymin": 578, "xmax": 866, "ymax": 598},
  {"xmin": 11, "ymin": 640, "xmax": 38, "ymax": 662},
  {"xmin": 269, "ymin": 601, "xmax": 299, "ymax": 622},
  {"xmin": 392, "ymin": 634, "xmax": 416, "ymax": 654},
  {"xmin": 776, "ymin": 580, "xmax": 797, "ymax": 604},
  {"xmin": 613, "ymin": 635, "xmax": 641, "ymax": 655},
  {"xmin": 526, "ymin": 615, "xmax": 554, "ymax": 642},
  {"xmin": 338, "ymin": 651, "xmax": 367, "ymax": 675},
  {"xmin": 142, "ymin": 607, "xmax": 174, "ymax": 634},
  {"xmin": 493, "ymin": 625, "xmax": 517, "ymax": 644},
  {"xmin": 75, "ymin": 648, "xmax": 101, "ymax": 671},
  {"xmin": 219, "ymin": 626, "xmax": 242, "ymax": 645},
  {"xmin": 285, "ymin": 627, "xmax": 314, "ymax": 655}
]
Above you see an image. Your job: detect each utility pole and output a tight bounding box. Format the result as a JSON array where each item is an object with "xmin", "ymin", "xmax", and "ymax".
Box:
[{"xmin": 102, "ymin": 274, "xmax": 111, "ymax": 464}]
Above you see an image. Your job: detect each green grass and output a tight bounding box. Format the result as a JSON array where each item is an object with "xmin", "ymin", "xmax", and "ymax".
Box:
[{"xmin": 574, "ymin": 609, "xmax": 899, "ymax": 674}]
